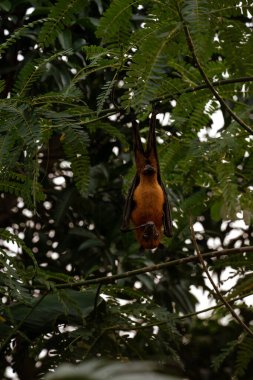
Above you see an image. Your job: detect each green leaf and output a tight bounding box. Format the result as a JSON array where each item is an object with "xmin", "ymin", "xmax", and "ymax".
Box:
[
  {"xmin": 96, "ymin": 0, "xmax": 133, "ymax": 46},
  {"xmin": 39, "ymin": 0, "xmax": 86, "ymax": 47},
  {"xmin": 45, "ymin": 360, "xmax": 185, "ymax": 380},
  {"xmin": 0, "ymin": 0, "xmax": 11, "ymax": 11},
  {"xmin": 211, "ymin": 199, "xmax": 222, "ymax": 222},
  {"xmin": 3, "ymin": 289, "xmax": 104, "ymax": 334}
]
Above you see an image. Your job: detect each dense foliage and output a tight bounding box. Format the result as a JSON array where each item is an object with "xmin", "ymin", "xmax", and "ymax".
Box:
[{"xmin": 1, "ymin": 0, "xmax": 253, "ymax": 379}]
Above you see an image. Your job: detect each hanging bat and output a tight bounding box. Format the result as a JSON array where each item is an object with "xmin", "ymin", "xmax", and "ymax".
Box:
[{"xmin": 121, "ymin": 114, "xmax": 173, "ymax": 249}]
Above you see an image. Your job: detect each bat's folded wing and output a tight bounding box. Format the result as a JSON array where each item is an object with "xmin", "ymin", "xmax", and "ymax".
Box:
[
  {"xmin": 120, "ymin": 173, "xmax": 139, "ymax": 232},
  {"xmin": 160, "ymin": 181, "xmax": 173, "ymax": 237}
]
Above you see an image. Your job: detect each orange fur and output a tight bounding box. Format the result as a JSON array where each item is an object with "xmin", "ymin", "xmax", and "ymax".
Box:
[{"xmin": 131, "ymin": 174, "xmax": 164, "ymax": 249}]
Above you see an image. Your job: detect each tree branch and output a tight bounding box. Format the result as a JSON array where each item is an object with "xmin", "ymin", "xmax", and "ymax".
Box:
[
  {"xmin": 182, "ymin": 21, "xmax": 253, "ymax": 135},
  {"xmin": 190, "ymin": 217, "xmax": 253, "ymax": 338},
  {"xmin": 153, "ymin": 76, "xmax": 253, "ymax": 103},
  {"xmin": 52, "ymin": 245, "xmax": 253, "ymax": 289},
  {"xmin": 178, "ymin": 291, "xmax": 253, "ymax": 320}
]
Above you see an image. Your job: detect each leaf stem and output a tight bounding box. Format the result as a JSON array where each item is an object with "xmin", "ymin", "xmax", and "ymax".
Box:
[{"xmin": 153, "ymin": 76, "xmax": 253, "ymax": 103}]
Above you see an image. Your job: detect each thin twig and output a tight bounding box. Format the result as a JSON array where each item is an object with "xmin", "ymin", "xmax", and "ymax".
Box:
[
  {"xmin": 50, "ymin": 245, "xmax": 253, "ymax": 289},
  {"xmin": 68, "ymin": 291, "xmax": 253, "ymax": 357},
  {"xmin": 93, "ymin": 283, "xmax": 103, "ymax": 321},
  {"xmin": 153, "ymin": 76, "xmax": 253, "ymax": 103},
  {"xmin": 189, "ymin": 217, "xmax": 253, "ymax": 338},
  {"xmin": 181, "ymin": 19, "xmax": 253, "ymax": 135},
  {"xmin": 178, "ymin": 291, "xmax": 253, "ymax": 320}
]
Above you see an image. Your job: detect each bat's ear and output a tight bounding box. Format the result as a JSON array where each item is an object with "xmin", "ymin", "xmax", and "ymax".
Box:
[
  {"xmin": 128, "ymin": 107, "xmax": 136, "ymax": 124},
  {"xmin": 149, "ymin": 111, "xmax": 157, "ymax": 126},
  {"xmin": 132, "ymin": 118, "xmax": 145, "ymax": 157},
  {"xmin": 146, "ymin": 111, "xmax": 158, "ymax": 157},
  {"xmin": 150, "ymin": 103, "xmax": 159, "ymax": 121}
]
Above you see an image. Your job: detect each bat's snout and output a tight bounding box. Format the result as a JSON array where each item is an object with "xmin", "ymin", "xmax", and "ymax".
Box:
[
  {"xmin": 143, "ymin": 164, "xmax": 156, "ymax": 175},
  {"xmin": 143, "ymin": 221, "xmax": 159, "ymax": 240}
]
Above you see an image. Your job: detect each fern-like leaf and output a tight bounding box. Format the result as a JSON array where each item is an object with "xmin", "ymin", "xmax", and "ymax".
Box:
[
  {"xmin": 13, "ymin": 49, "xmax": 73, "ymax": 96},
  {"xmin": 61, "ymin": 126, "xmax": 90, "ymax": 196},
  {"xmin": 0, "ymin": 251, "xmax": 32, "ymax": 303},
  {"xmin": 86, "ymin": 120, "xmax": 127, "ymax": 146},
  {"xmin": 235, "ymin": 334, "xmax": 253, "ymax": 377},
  {"xmin": 212, "ymin": 338, "xmax": 238, "ymax": 372},
  {"xmin": 96, "ymin": 0, "xmax": 134, "ymax": 47},
  {"xmin": 84, "ymin": 45, "xmax": 117, "ymax": 62},
  {"xmin": 0, "ymin": 19, "xmax": 49, "ymax": 55},
  {"xmin": 181, "ymin": 0, "xmax": 213, "ymax": 60},
  {"xmin": 217, "ymin": 160, "xmax": 239, "ymax": 219},
  {"xmin": 96, "ymin": 79, "xmax": 117, "ymax": 115},
  {"xmin": 0, "ymin": 229, "xmax": 39, "ymax": 269},
  {"xmin": 124, "ymin": 24, "xmax": 180, "ymax": 110},
  {"xmin": 38, "ymin": 0, "xmax": 85, "ymax": 47},
  {"xmin": 0, "ymin": 171, "xmax": 45, "ymax": 208}
]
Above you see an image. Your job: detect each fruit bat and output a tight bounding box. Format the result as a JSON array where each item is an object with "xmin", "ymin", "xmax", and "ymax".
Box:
[{"xmin": 121, "ymin": 114, "xmax": 173, "ymax": 249}]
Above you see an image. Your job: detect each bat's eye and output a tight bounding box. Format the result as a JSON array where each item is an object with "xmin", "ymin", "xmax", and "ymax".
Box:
[{"xmin": 143, "ymin": 232, "xmax": 159, "ymax": 240}]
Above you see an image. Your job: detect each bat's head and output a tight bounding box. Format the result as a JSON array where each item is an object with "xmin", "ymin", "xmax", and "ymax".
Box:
[
  {"xmin": 136, "ymin": 221, "xmax": 162, "ymax": 249},
  {"xmin": 142, "ymin": 221, "xmax": 158, "ymax": 238}
]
